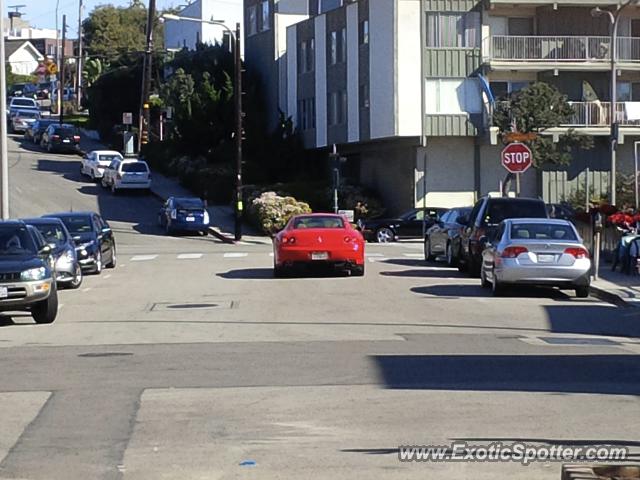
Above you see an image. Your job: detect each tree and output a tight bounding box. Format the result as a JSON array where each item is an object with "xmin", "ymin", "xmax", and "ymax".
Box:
[{"xmin": 493, "ymin": 82, "xmax": 593, "ymax": 168}]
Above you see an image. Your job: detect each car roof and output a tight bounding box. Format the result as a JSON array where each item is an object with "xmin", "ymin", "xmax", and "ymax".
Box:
[
  {"xmin": 120, "ymin": 158, "xmax": 147, "ymax": 163},
  {"xmin": 44, "ymin": 211, "xmax": 96, "ymax": 218},
  {"xmin": 0, "ymin": 220, "xmax": 27, "ymax": 226},
  {"xmin": 293, "ymin": 213, "xmax": 342, "ymax": 217},
  {"xmin": 51, "ymin": 123, "xmax": 75, "ymax": 129},
  {"xmin": 504, "ymin": 218, "xmax": 573, "ymax": 226},
  {"xmin": 21, "ymin": 217, "xmax": 66, "ymax": 225},
  {"xmin": 90, "ymin": 150, "xmax": 122, "ymax": 155}
]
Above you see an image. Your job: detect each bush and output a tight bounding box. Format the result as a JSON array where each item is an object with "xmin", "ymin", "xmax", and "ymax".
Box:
[
  {"xmin": 325, "ymin": 184, "xmax": 386, "ymax": 220},
  {"xmin": 249, "ymin": 191, "xmax": 311, "ymax": 235}
]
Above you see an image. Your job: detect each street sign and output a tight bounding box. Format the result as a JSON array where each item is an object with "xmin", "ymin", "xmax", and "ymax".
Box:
[
  {"xmin": 122, "ymin": 112, "xmax": 133, "ymax": 125},
  {"xmin": 338, "ymin": 209, "xmax": 355, "ymax": 222},
  {"xmin": 501, "ymin": 142, "xmax": 532, "ymax": 174}
]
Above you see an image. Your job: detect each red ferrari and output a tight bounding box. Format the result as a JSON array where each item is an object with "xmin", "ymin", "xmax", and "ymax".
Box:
[{"xmin": 273, "ymin": 214, "xmax": 365, "ymax": 277}]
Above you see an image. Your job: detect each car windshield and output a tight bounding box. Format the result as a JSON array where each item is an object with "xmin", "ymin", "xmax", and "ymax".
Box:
[
  {"xmin": 31, "ymin": 223, "xmax": 68, "ymax": 247},
  {"xmin": 510, "ymin": 223, "xmax": 578, "ymax": 241},
  {"xmin": 175, "ymin": 198, "xmax": 204, "ymax": 209},
  {"xmin": 485, "ymin": 200, "xmax": 547, "ymax": 225},
  {"xmin": 12, "ymin": 99, "xmax": 34, "ymax": 106},
  {"xmin": 15, "ymin": 111, "xmax": 39, "ymax": 119},
  {"xmin": 0, "ymin": 226, "xmax": 37, "ymax": 255},
  {"xmin": 122, "ymin": 162, "xmax": 148, "ymax": 172},
  {"xmin": 58, "ymin": 216, "xmax": 93, "ymax": 234},
  {"xmin": 293, "ymin": 216, "xmax": 344, "ymax": 229},
  {"xmin": 55, "ymin": 128, "xmax": 75, "ymax": 136},
  {"xmin": 98, "ymin": 154, "xmax": 121, "ymax": 162}
]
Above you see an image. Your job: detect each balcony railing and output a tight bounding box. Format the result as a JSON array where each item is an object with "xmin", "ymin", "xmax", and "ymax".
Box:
[
  {"xmin": 493, "ymin": 101, "xmax": 640, "ymax": 127},
  {"xmin": 489, "ymin": 35, "xmax": 640, "ymax": 63}
]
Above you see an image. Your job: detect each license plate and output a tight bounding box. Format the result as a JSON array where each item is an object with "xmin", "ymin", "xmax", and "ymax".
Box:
[
  {"xmin": 311, "ymin": 252, "xmax": 329, "ymax": 261},
  {"xmin": 537, "ymin": 254, "xmax": 555, "ymax": 263},
  {"xmin": 62, "ymin": 139, "xmax": 70, "ymax": 143},
  {"xmin": 0, "ymin": 286, "xmax": 8, "ymax": 298},
  {"xmin": 186, "ymin": 216, "xmax": 195, "ymax": 222}
]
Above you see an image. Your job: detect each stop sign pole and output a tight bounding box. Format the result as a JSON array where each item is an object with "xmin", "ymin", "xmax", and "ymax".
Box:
[{"xmin": 501, "ymin": 142, "xmax": 533, "ymax": 196}]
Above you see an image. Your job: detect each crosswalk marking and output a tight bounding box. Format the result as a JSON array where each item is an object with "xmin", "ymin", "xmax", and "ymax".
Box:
[
  {"xmin": 368, "ymin": 257, "xmax": 388, "ymax": 263},
  {"xmin": 223, "ymin": 253, "xmax": 248, "ymax": 258},
  {"xmin": 177, "ymin": 253, "xmax": 204, "ymax": 260},
  {"xmin": 365, "ymin": 253, "xmax": 384, "ymax": 257},
  {"xmin": 403, "ymin": 253, "xmax": 424, "ymax": 258},
  {"xmin": 131, "ymin": 255, "xmax": 158, "ymax": 262}
]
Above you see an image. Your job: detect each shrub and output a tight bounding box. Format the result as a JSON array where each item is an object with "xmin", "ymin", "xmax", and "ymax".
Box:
[
  {"xmin": 325, "ymin": 184, "xmax": 386, "ymax": 220},
  {"xmin": 249, "ymin": 191, "xmax": 311, "ymax": 235}
]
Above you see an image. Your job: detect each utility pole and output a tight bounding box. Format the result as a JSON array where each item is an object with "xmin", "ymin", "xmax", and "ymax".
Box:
[
  {"xmin": 234, "ymin": 22, "xmax": 243, "ymax": 241},
  {"xmin": 76, "ymin": 0, "xmax": 83, "ymax": 111},
  {"xmin": 0, "ymin": 0, "xmax": 10, "ymax": 219},
  {"xmin": 59, "ymin": 15, "xmax": 66, "ymax": 125},
  {"xmin": 138, "ymin": 0, "xmax": 156, "ymax": 151}
]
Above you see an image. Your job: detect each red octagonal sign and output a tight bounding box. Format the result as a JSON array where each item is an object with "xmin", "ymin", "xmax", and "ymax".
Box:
[{"xmin": 501, "ymin": 142, "xmax": 533, "ymax": 174}]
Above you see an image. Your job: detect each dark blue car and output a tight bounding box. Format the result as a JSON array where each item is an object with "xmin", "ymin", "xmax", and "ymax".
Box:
[{"xmin": 158, "ymin": 197, "xmax": 210, "ymax": 235}]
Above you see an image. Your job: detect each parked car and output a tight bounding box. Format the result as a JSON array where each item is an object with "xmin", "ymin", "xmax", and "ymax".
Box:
[
  {"xmin": 8, "ymin": 96, "xmax": 39, "ymax": 117},
  {"xmin": 81, "ymin": 150, "xmax": 123, "ymax": 180},
  {"xmin": 44, "ymin": 212, "xmax": 116, "ymax": 274},
  {"xmin": 101, "ymin": 158, "xmax": 152, "ymax": 193},
  {"xmin": 357, "ymin": 207, "xmax": 447, "ymax": 243},
  {"xmin": 547, "ymin": 203, "xmax": 576, "ymax": 222},
  {"xmin": 424, "ymin": 206, "xmax": 472, "ymax": 266},
  {"xmin": 22, "ymin": 217, "xmax": 82, "ymax": 289},
  {"xmin": 40, "ymin": 124, "xmax": 80, "ymax": 153},
  {"xmin": 25, "ymin": 119, "xmax": 57, "ymax": 144},
  {"xmin": 158, "ymin": 197, "xmax": 210, "ymax": 235},
  {"xmin": 10, "ymin": 109, "xmax": 40, "ymax": 133},
  {"xmin": 458, "ymin": 197, "xmax": 549, "ymax": 276},
  {"xmin": 273, "ymin": 214, "xmax": 365, "ymax": 277},
  {"xmin": 480, "ymin": 218, "xmax": 591, "ymax": 298},
  {"xmin": 0, "ymin": 220, "xmax": 58, "ymax": 324}
]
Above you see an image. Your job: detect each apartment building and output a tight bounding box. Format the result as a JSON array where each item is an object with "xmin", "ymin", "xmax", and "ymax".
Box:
[{"xmin": 245, "ymin": 0, "xmax": 640, "ymax": 213}]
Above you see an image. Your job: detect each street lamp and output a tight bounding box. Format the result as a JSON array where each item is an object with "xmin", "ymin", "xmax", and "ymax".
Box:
[
  {"xmin": 161, "ymin": 14, "xmax": 244, "ymax": 241},
  {"xmin": 592, "ymin": 1, "xmax": 638, "ymax": 206}
]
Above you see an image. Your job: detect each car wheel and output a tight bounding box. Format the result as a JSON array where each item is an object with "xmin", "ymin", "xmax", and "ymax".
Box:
[
  {"xmin": 491, "ymin": 269, "xmax": 504, "ymax": 297},
  {"xmin": 31, "ymin": 284, "xmax": 58, "ymax": 324},
  {"xmin": 446, "ymin": 243, "xmax": 457, "ymax": 267},
  {"xmin": 106, "ymin": 247, "xmax": 116, "ymax": 269},
  {"xmin": 575, "ymin": 286, "xmax": 590, "ymax": 298},
  {"xmin": 424, "ymin": 238, "xmax": 435, "ymax": 261},
  {"xmin": 273, "ymin": 264, "xmax": 288, "ymax": 278},
  {"xmin": 480, "ymin": 265, "xmax": 490, "ymax": 289},
  {"xmin": 376, "ymin": 227, "xmax": 395, "ymax": 243},
  {"xmin": 351, "ymin": 264, "xmax": 365, "ymax": 277},
  {"xmin": 93, "ymin": 251, "xmax": 103, "ymax": 274},
  {"xmin": 69, "ymin": 264, "xmax": 83, "ymax": 289}
]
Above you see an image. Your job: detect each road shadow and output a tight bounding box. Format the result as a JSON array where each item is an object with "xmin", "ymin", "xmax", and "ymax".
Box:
[
  {"xmin": 371, "ymin": 354, "xmax": 640, "ymax": 394},
  {"xmin": 453, "ymin": 437, "xmax": 640, "ymax": 448},
  {"xmin": 16, "ymin": 138, "xmax": 45, "ymax": 154},
  {"xmin": 380, "ymin": 269, "xmax": 464, "ymax": 278},
  {"xmin": 545, "ymin": 304, "xmax": 640, "ymax": 338},
  {"xmin": 411, "ymin": 284, "xmax": 573, "ymax": 300},
  {"xmin": 36, "ymin": 158, "xmax": 84, "ymax": 183},
  {"xmin": 217, "ymin": 268, "xmax": 352, "ymax": 280}
]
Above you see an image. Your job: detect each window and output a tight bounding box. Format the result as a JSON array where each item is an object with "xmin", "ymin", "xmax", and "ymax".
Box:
[
  {"xmin": 359, "ymin": 84, "xmax": 369, "ymax": 109},
  {"xmin": 359, "ymin": 20, "xmax": 369, "ymax": 45},
  {"xmin": 298, "ymin": 39, "xmax": 315, "ymax": 73},
  {"xmin": 490, "ymin": 81, "xmax": 530, "ymax": 100},
  {"xmin": 339, "ymin": 28, "xmax": 346, "ymax": 62},
  {"xmin": 299, "ymin": 41, "xmax": 308, "ymax": 73},
  {"xmin": 330, "ymin": 31, "xmax": 337, "ymax": 65},
  {"xmin": 426, "ymin": 12, "xmax": 480, "ymax": 48},
  {"xmin": 307, "ymin": 38, "xmax": 315, "ymax": 72},
  {"xmin": 509, "ymin": 223, "xmax": 578, "ymax": 241},
  {"xmin": 297, "ymin": 98, "xmax": 316, "ymax": 130},
  {"xmin": 329, "ymin": 29, "xmax": 346, "ymax": 65},
  {"xmin": 425, "ymin": 78, "xmax": 482, "ymax": 114},
  {"xmin": 247, "ymin": 6, "xmax": 257, "ymax": 36},
  {"xmin": 329, "ymin": 91, "xmax": 347, "ymax": 125},
  {"xmin": 260, "ymin": 0, "xmax": 270, "ymax": 31}
]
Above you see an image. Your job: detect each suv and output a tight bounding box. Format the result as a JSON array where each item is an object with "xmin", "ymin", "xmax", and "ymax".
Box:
[
  {"xmin": 457, "ymin": 197, "xmax": 548, "ymax": 276},
  {"xmin": 40, "ymin": 124, "xmax": 80, "ymax": 153},
  {"xmin": 0, "ymin": 221, "xmax": 58, "ymax": 324},
  {"xmin": 101, "ymin": 158, "xmax": 152, "ymax": 193}
]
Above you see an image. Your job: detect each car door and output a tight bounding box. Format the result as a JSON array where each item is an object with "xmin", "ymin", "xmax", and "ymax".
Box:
[
  {"xmin": 482, "ymin": 222, "xmax": 505, "ymax": 275},
  {"xmin": 432, "ymin": 211, "xmax": 452, "ymax": 252},
  {"xmin": 396, "ymin": 210, "xmax": 422, "ymax": 238},
  {"xmin": 99, "ymin": 215, "xmax": 115, "ymax": 259},
  {"xmin": 160, "ymin": 199, "xmax": 172, "ymax": 226},
  {"xmin": 93, "ymin": 215, "xmax": 110, "ymax": 259}
]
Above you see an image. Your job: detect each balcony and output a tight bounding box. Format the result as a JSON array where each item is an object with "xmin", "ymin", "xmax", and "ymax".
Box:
[{"xmin": 486, "ymin": 35, "xmax": 640, "ymax": 71}]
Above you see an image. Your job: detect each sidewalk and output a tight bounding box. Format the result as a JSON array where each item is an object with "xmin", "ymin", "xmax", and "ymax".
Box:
[{"xmin": 591, "ymin": 262, "xmax": 640, "ymax": 308}]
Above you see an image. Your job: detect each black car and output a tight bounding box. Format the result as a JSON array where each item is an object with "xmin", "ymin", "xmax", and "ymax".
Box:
[
  {"xmin": 458, "ymin": 197, "xmax": 548, "ymax": 276},
  {"xmin": 424, "ymin": 206, "xmax": 472, "ymax": 266},
  {"xmin": 22, "ymin": 218, "xmax": 82, "ymax": 289},
  {"xmin": 0, "ymin": 221, "xmax": 58, "ymax": 324},
  {"xmin": 25, "ymin": 119, "xmax": 57, "ymax": 144},
  {"xmin": 358, "ymin": 207, "xmax": 447, "ymax": 243},
  {"xmin": 547, "ymin": 203, "xmax": 576, "ymax": 222},
  {"xmin": 44, "ymin": 212, "xmax": 116, "ymax": 274},
  {"xmin": 40, "ymin": 124, "xmax": 80, "ymax": 153}
]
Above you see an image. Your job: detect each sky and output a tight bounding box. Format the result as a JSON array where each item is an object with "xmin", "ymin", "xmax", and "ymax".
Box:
[{"xmin": 14, "ymin": 0, "xmax": 181, "ymax": 36}]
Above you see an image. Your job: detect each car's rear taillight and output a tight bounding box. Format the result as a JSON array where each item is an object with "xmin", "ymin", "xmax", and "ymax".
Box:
[
  {"xmin": 51, "ymin": 134, "xmax": 59, "ymax": 140},
  {"xmin": 344, "ymin": 236, "xmax": 353, "ymax": 243},
  {"xmin": 283, "ymin": 236, "xmax": 296, "ymax": 244},
  {"xmin": 501, "ymin": 246, "xmax": 528, "ymax": 258},
  {"xmin": 73, "ymin": 135, "xmax": 80, "ymax": 142},
  {"xmin": 564, "ymin": 247, "xmax": 589, "ymax": 259}
]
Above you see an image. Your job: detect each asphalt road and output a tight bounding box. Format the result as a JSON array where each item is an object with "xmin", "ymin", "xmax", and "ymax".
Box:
[{"xmin": 1, "ymin": 134, "xmax": 640, "ymax": 480}]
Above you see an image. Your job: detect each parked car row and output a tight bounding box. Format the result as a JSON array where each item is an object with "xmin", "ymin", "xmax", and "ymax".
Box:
[
  {"xmin": 0, "ymin": 211, "xmax": 117, "ymax": 324},
  {"xmin": 423, "ymin": 197, "xmax": 592, "ymax": 298}
]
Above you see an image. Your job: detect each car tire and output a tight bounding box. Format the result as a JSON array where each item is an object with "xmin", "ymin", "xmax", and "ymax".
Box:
[
  {"xmin": 106, "ymin": 248, "xmax": 116, "ymax": 269},
  {"xmin": 480, "ymin": 265, "xmax": 490, "ymax": 289},
  {"xmin": 93, "ymin": 251, "xmax": 103, "ymax": 274},
  {"xmin": 376, "ymin": 227, "xmax": 395, "ymax": 243},
  {"xmin": 424, "ymin": 238, "xmax": 435, "ymax": 261},
  {"xmin": 575, "ymin": 286, "xmax": 590, "ymax": 298},
  {"xmin": 351, "ymin": 264, "xmax": 365, "ymax": 277},
  {"xmin": 31, "ymin": 284, "xmax": 58, "ymax": 324},
  {"xmin": 69, "ymin": 264, "xmax": 83, "ymax": 289},
  {"xmin": 446, "ymin": 243, "xmax": 457, "ymax": 267},
  {"xmin": 273, "ymin": 264, "xmax": 288, "ymax": 278}
]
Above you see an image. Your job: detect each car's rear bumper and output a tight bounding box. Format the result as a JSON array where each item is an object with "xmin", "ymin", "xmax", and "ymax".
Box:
[
  {"xmin": 0, "ymin": 279, "xmax": 53, "ymax": 311},
  {"xmin": 495, "ymin": 260, "xmax": 591, "ymax": 286},
  {"xmin": 170, "ymin": 220, "xmax": 209, "ymax": 231},
  {"xmin": 115, "ymin": 181, "xmax": 151, "ymax": 190},
  {"xmin": 51, "ymin": 143, "xmax": 79, "ymax": 151},
  {"xmin": 277, "ymin": 246, "xmax": 364, "ymax": 266}
]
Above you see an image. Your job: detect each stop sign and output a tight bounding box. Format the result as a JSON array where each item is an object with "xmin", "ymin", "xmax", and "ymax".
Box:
[{"xmin": 501, "ymin": 142, "xmax": 532, "ymax": 174}]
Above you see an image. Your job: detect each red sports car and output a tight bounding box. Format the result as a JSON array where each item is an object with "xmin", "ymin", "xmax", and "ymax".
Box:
[{"xmin": 273, "ymin": 214, "xmax": 365, "ymax": 277}]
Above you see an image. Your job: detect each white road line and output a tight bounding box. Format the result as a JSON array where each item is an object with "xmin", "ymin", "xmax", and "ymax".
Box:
[
  {"xmin": 177, "ymin": 253, "xmax": 204, "ymax": 260},
  {"xmin": 223, "ymin": 253, "xmax": 248, "ymax": 258},
  {"xmin": 130, "ymin": 255, "xmax": 158, "ymax": 262},
  {"xmin": 403, "ymin": 253, "xmax": 424, "ymax": 258},
  {"xmin": 268, "ymin": 253, "xmax": 274, "ymax": 257},
  {"xmin": 368, "ymin": 257, "xmax": 388, "ymax": 263},
  {"xmin": 365, "ymin": 253, "xmax": 384, "ymax": 257}
]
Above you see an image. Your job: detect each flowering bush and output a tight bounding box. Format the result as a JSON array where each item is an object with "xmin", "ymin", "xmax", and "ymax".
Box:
[
  {"xmin": 608, "ymin": 212, "xmax": 640, "ymax": 228},
  {"xmin": 249, "ymin": 191, "xmax": 311, "ymax": 235}
]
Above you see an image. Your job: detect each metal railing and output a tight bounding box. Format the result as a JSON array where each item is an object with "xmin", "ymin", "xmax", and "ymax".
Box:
[{"xmin": 490, "ymin": 35, "xmax": 640, "ymax": 62}]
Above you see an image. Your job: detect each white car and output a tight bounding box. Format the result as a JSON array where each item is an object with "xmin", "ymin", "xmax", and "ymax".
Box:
[
  {"xmin": 81, "ymin": 150, "xmax": 123, "ymax": 180},
  {"xmin": 101, "ymin": 158, "xmax": 152, "ymax": 193}
]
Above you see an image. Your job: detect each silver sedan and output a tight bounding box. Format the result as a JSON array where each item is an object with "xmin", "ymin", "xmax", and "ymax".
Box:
[{"xmin": 480, "ymin": 218, "xmax": 591, "ymax": 297}]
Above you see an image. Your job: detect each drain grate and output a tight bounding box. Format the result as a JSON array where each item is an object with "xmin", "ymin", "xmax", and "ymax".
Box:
[
  {"xmin": 78, "ymin": 352, "xmax": 134, "ymax": 358},
  {"xmin": 149, "ymin": 301, "xmax": 236, "ymax": 312},
  {"xmin": 539, "ymin": 337, "xmax": 620, "ymax": 346}
]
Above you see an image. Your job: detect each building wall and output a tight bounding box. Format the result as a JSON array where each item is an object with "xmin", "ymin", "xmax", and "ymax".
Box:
[
  {"xmin": 396, "ymin": 0, "xmax": 421, "ymax": 137},
  {"xmin": 164, "ymin": 2, "xmax": 202, "ymax": 50},
  {"xmin": 358, "ymin": 0, "xmax": 371, "ymax": 141},
  {"xmin": 8, "ymin": 46, "xmax": 40, "ymax": 76},
  {"xmin": 346, "ymin": 2, "xmax": 360, "ymax": 143},
  {"xmin": 369, "ymin": 0, "xmax": 396, "ymax": 139},
  {"xmin": 314, "ymin": 14, "xmax": 328, "ymax": 147}
]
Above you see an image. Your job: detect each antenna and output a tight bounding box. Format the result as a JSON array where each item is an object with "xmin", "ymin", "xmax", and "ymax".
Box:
[{"xmin": 7, "ymin": 5, "xmax": 26, "ymax": 33}]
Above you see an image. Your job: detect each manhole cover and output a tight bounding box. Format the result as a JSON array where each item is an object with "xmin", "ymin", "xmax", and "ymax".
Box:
[
  {"xmin": 539, "ymin": 337, "xmax": 620, "ymax": 346},
  {"xmin": 78, "ymin": 352, "xmax": 134, "ymax": 358},
  {"xmin": 166, "ymin": 303, "xmax": 219, "ymax": 309}
]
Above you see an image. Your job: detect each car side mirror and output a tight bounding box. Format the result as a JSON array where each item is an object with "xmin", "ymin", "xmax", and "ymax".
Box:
[{"xmin": 39, "ymin": 245, "xmax": 52, "ymax": 255}]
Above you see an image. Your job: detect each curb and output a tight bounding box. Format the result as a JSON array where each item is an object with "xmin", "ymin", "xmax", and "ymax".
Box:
[{"xmin": 589, "ymin": 284, "xmax": 636, "ymax": 308}]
